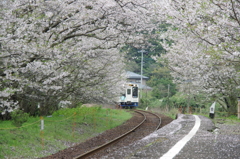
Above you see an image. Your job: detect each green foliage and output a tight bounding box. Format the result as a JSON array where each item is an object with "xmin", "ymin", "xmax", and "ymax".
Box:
[
  {"xmin": 147, "ymin": 66, "xmax": 177, "ymax": 99},
  {"xmin": 139, "ymin": 91, "xmax": 214, "ymax": 116},
  {"xmin": 167, "ymin": 93, "xmax": 189, "ymax": 107},
  {"xmin": 11, "ymin": 110, "xmax": 29, "ymax": 127},
  {"xmin": 121, "ymin": 23, "xmax": 168, "ymax": 76},
  {"xmin": 139, "ymin": 98, "xmax": 151, "ymax": 109},
  {"xmin": 122, "ymin": 45, "xmax": 160, "ymax": 75},
  {"xmin": 139, "ymin": 91, "xmax": 162, "ymax": 109},
  {"xmin": 228, "ymin": 115, "xmax": 239, "ymax": 120},
  {"xmin": 215, "ymin": 111, "xmax": 229, "ymax": 118},
  {"xmin": 0, "ymin": 107, "xmax": 131, "ymax": 159},
  {"xmin": 164, "ymin": 108, "xmax": 179, "ymax": 119}
]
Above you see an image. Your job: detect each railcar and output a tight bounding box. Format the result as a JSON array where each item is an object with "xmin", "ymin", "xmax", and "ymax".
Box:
[{"xmin": 118, "ymin": 83, "xmax": 139, "ymax": 108}]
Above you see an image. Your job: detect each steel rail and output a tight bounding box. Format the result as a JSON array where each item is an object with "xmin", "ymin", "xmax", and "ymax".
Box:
[
  {"xmin": 73, "ymin": 110, "xmax": 146, "ymax": 159},
  {"xmin": 135, "ymin": 110, "xmax": 162, "ymax": 131}
]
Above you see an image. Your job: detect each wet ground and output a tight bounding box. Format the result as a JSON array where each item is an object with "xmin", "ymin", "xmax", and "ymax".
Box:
[{"xmin": 102, "ymin": 114, "xmax": 240, "ymax": 159}]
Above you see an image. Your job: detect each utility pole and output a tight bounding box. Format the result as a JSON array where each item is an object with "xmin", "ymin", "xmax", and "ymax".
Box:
[
  {"xmin": 167, "ymin": 84, "xmax": 170, "ymax": 111},
  {"xmin": 168, "ymin": 84, "xmax": 170, "ymax": 97},
  {"xmin": 138, "ymin": 50, "xmax": 145, "ymax": 98},
  {"xmin": 238, "ymin": 97, "xmax": 240, "ymax": 119},
  {"xmin": 187, "ymin": 82, "xmax": 190, "ymax": 113}
]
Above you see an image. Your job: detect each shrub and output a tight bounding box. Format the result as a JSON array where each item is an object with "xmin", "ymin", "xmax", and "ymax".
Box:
[{"xmin": 11, "ymin": 110, "xmax": 29, "ymax": 127}]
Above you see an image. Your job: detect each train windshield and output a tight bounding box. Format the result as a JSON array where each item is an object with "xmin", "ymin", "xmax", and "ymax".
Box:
[
  {"xmin": 127, "ymin": 89, "xmax": 131, "ymax": 95},
  {"xmin": 132, "ymin": 87, "xmax": 138, "ymax": 98}
]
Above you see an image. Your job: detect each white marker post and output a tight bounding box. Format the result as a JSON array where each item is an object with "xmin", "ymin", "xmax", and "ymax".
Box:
[
  {"xmin": 209, "ymin": 102, "xmax": 216, "ymax": 119},
  {"xmin": 40, "ymin": 116, "xmax": 44, "ymax": 130},
  {"xmin": 40, "ymin": 116, "xmax": 44, "ymax": 148}
]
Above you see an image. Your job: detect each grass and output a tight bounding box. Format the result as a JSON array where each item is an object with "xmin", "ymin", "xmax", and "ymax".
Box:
[
  {"xmin": 0, "ymin": 106, "xmax": 132, "ymax": 159},
  {"xmin": 212, "ymin": 115, "xmax": 240, "ymax": 125},
  {"xmin": 147, "ymin": 107, "xmax": 179, "ymax": 119}
]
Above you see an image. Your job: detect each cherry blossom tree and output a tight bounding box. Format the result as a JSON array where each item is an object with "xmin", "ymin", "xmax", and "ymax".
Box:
[
  {"xmin": 158, "ymin": 0, "xmax": 240, "ymax": 114},
  {"xmin": 0, "ymin": 0, "xmax": 157, "ymax": 117}
]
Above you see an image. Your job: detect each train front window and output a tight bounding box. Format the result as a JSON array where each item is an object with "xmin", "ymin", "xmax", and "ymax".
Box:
[
  {"xmin": 132, "ymin": 87, "xmax": 138, "ymax": 97},
  {"xmin": 127, "ymin": 89, "xmax": 131, "ymax": 95}
]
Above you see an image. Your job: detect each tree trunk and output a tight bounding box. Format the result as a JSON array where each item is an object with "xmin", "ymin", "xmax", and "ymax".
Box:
[{"xmin": 226, "ymin": 95, "xmax": 237, "ymax": 116}]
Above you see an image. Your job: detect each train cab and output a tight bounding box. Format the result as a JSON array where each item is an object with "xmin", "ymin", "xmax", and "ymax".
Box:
[{"xmin": 119, "ymin": 83, "xmax": 139, "ymax": 108}]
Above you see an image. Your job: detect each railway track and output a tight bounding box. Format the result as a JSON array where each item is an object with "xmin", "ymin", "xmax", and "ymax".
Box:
[
  {"xmin": 73, "ymin": 110, "xmax": 161, "ymax": 159},
  {"xmin": 135, "ymin": 109, "xmax": 162, "ymax": 131}
]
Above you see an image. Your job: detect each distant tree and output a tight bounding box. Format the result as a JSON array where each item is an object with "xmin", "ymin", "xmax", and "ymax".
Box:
[
  {"xmin": 122, "ymin": 24, "xmax": 167, "ymax": 76},
  {"xmin": 147, "ymin": 66, "xmax": 177, "ymax": 99}
]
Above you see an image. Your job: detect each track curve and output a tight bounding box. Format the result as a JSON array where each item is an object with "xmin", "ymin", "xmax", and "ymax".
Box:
[
  {"xmin": 74, "ymin": 110, "xmax": 161, "ymax": 159},
  {"xmin": 135, "ymin": 110, "xmax": 162, "ymax": 131},
  {"xmin": 73, "ymin": 110, "xmax": 147, "ymax": 159},
  {"xmin": 41, "ymin": 109, "xmax": 173, "ymax": 159}
]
